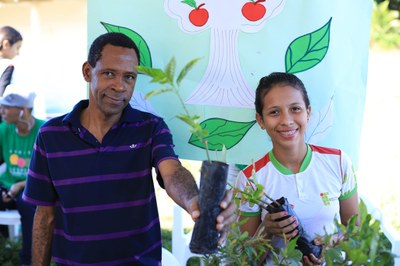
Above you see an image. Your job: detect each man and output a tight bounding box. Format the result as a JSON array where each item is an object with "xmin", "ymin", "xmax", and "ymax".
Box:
[
  {"xmin": 23, "ymin": 32, "xmax": 236, "ymax": 265},
  {"xmin": 0, "ymin": 84, "xmax": 45, "ymax": 266}
]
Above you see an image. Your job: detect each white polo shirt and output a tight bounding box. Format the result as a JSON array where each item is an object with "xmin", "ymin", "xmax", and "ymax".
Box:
[{"xmin": 236, "ymin": 144, "xmax": 357, "ymax": 238}]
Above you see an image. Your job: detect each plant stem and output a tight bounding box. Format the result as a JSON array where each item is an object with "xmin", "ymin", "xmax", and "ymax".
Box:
[
  {"xmin": 174, "ymin": 85, "xmax": 211, "ymax": 162},
  {"xmin": 174, "ymin": 87, "xmax": 191, "ymax": 117},
  {"xmin": 263, "ymin": 194, "xmax": 281, "ymax": 207},
  {"xmin": 204, "ymin": 140, "xmax": 211, "ymax": 162},
  {"xmin": 239, "ymin": 190, "xmax": 275, "ymax": 209}
]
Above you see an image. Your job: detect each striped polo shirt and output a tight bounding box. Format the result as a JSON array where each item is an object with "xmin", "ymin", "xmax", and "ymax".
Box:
[{"xmin": 23, "ymin": 100, "xmax": 178, "ymax": 266}]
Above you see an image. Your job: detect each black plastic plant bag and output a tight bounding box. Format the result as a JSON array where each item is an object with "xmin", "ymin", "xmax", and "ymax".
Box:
[
  {"xmin": 189, "ymin": 160, "xmax": 229, "ymax": 254},
  {"xmin": 266, "ymin": 197, "xmax": 322, "ymax": 258}
]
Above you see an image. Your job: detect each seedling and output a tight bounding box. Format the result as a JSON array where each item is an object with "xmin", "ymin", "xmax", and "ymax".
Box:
[{"xmin": 137, "ymin": 57, "xmax": 214, "ymax": 161}]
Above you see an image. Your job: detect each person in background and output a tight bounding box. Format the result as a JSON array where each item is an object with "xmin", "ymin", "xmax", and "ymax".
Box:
[
  {"xmin": 0, "ymin": 26, "xmax": 23, "ymax": 95},
  {"xmin": 23, "ymin": 32, "xmax": 236, "ymax": 265},
  {"xmin": 0, "ymin": 84, "xmax": 45, "ymax": 266},
  {"xmin": 235, "ymin": 72, "xmax": 358, "ymax": 265}
]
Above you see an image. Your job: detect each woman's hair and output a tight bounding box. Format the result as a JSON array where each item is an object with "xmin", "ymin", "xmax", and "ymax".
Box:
[
  {"xmin": 255, "ymin": 72, "xmax": 310, "ymax": 116},
  {"xmin": 0, "ymin": 26, "xmax": 23, "ymax": 50}
]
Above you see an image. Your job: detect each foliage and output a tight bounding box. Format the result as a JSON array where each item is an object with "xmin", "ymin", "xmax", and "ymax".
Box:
[
  {"xmin": 201, "ymin": 183, "xmax": 396, "ymax": 265},
  {"xmin": 161, "ymin": 228, "xmax": 172, "ymax": 252},
  {"xmin": 137, "ymin": 57, "xmax": 233, "ymax": 162},
  {"xmin": 0, "ymin": 235, "xmax": 21, "ymax": 266},
  {"xmin": 202, "ymin": 219, "xmax": 274, "ymax": 266},
  {"xmin": 321, "ymin": 200, "xmax": 395, "ymax": 266},
  {"xmin": 371, "ymin": 0, "xmax": 400, "ymax": 50}
]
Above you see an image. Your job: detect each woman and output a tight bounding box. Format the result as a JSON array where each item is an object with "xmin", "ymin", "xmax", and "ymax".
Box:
[
  {"xmin": 0, "ymin": 84, "xmax": 45, "ymax": 266},
  {"xmin": 236, "ymin": 72, "xmax": 358, "ymax": 265},
  {"xmin": 0, "ymin": 26, "xmax": 23, "ymax": 95}
]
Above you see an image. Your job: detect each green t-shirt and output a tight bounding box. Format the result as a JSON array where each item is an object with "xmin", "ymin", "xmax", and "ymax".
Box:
[{"xmin": 0, "ymin": 117, "xmax": 45, "ymax": 189}]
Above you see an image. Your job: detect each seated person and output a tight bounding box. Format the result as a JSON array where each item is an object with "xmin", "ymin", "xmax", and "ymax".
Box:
[{"xmin": 0, "ymin": 84, "xmax": 45, "ymax": 266}]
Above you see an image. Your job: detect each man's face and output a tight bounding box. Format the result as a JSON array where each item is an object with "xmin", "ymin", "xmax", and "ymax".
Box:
[
  {"xmin": 0, "ymin": 105, "xmax": 22, "ymax": 124},
  {"xmin": 83, "ymin": 44, "xmax": 139, "ymax": 118}
]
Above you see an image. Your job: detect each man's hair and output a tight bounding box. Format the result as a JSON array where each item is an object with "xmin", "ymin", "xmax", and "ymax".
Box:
[
  {"xmin": 0, "ymin": 26, "xmax": 23, "ymax": 50},
  {"xmin": 87, "ymin": 32, "xmax": 140, "ymax": 67},
  {"xmin": 255, "ymin": 72, "xmax": 310, "ymax": 116}
]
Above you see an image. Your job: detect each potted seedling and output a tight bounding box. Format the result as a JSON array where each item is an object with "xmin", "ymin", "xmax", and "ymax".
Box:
[
  {"xmin": 236, "ymin": 165, "xmax": 322, "ymax": 259},
  {"xmin": 204, "ymin": 179, "xmax": 396, "ymax": 265},
  {"xmin": 137, "ymin": 57, "xmax": 229, "ymax": 254}
]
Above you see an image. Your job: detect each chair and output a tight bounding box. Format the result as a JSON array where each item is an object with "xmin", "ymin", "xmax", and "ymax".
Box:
[
  {"xmin": 162, "ymin": 247, "xmax": 180, "ymax": 266},
  {"xmin": 172, "ymin": 204, "xmax": 204, "ymax": 266},
  {"xmin": 0, "ymin": 209, "xmax": 21, "ymax": 241}
]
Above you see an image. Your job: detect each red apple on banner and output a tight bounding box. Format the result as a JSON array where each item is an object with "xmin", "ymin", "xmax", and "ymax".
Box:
[
  {"xmin": 242, "ymin": 0, "xmax": 267, "ymax": 22},
  {"xmin": 189, "ymin": 3, "xmax": 209, "ymax": 27}
]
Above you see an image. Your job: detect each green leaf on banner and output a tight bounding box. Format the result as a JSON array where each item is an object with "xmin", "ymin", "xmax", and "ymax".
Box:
[
  {"xmin": 285, "ymin": 17, "xmax": 332, "ymax": 74},
  {"xmin": 101, "ymin": 22, "xmax": 152, "ymax": 68},
  {"xmin": 188, "ymin": 119, "xmax": 256, "ymax": 151},
  {"xmin": 181, "ymin": 0, "xmax": 197, "ymax": 9}
]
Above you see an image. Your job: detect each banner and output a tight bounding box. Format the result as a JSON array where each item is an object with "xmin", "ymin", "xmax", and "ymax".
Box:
[{"xmin": 87, "ymin": 0, "xmax": 372, "ymax": 166}]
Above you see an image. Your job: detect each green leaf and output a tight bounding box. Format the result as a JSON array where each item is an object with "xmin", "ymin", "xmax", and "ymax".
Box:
[
  {"xmin": 136, "ymin": 66, "xmax": 170, "ymax": 84},
  {"xmin": 239, "ymin": 231, "xmax": 249, "ymax": 241},
  {"xmin": 325, "ymin": 247, "xmax": 345, "ymax": 264},
  {"xmin": 177, "ymin": 57, "xmax": 202, "ymax": 86},
  {"xmin": 348, "ymin": 249, "xmax": 369, "ymax": 264},
  {"xmin": 358, "ymin": 199, "xmax": 369, "ymax": 222},
  {"xmin": 181, "ymin": 0, "xmax": 197, "ymax": 9},
  {"xmin": 164, "ymin": 57, "xmax": 176, "ymax": 85},
  {"xmin": 101, "ymin": 22, "xmax": 152, "ymax": 68},
  {"xmin": 176, "ymin": 114, "xmax": 201, "ymax": 128},
  {"xmin": 286, "ymin": 236, "xmax": 298, "ymax": 253},
  {"xmin": 188, "ymin": 119, "xmax": 256, "ymax": 151},
  {"xmin": 144, "ymin": 88, "xmax": 173, "ymax": 99},
  {"xmin": 285, "ymin": 17, "xmax": 331, "ymax": 74}
]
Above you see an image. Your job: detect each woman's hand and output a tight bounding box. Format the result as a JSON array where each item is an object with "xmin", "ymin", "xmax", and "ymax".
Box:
[
  {"xmin": 264, "ymin": 211, "xmax": 299, "ymax": 239},
  {"xmin": 302, "ymin": 253, "xmax": 323, "ymax": 265}
]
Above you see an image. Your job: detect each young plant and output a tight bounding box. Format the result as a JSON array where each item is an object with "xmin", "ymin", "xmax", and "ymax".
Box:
[
  {"xmin": 137, "ymin": 57, "xmax": 214, "ymax": 161},
  {"xmin": 138, "ymin": 57, "xmax": 229, "ymax": 254},
  {"xmin": 203, "ymin": 180, "xmax": 303, "ymax": 265},
  {"xmin": 321, "ymin": 200, "xmax": 395, "ymax": 265},
  {"xmin": 210, "ymin": 176, "xmax": 396, "ymax": 265}
]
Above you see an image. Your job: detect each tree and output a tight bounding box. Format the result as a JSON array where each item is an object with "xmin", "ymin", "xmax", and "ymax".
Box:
[{"xmin": 164, "ymin": 0, "xmax": 286, "ymax": 108}]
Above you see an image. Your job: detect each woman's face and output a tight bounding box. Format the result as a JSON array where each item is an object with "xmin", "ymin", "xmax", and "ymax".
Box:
[
  {"xmin": 256, "ymin": 84, "xmax": 311, "ymax": 150},
  {"xmin": 1, "ymin": 40, "xmax": 22, "ymax": 59}
]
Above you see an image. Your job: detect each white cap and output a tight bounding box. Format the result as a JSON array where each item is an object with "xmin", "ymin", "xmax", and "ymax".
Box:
[{"xmin": 0, "ymin": 84, "xmax": 36, "ymax": 108}]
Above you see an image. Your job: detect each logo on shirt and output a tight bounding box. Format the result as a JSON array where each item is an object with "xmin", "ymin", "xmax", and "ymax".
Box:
[
  {"xmin": 10, "ymin": 153, "xmax": 29, "ymax": 168},
  {"xmin": 129, "ymin": 144, "xmax": 137, "ymax": 149},
  {"xmin": 320, "ymin": 192, "xmax": 330, "ymax": 206}
]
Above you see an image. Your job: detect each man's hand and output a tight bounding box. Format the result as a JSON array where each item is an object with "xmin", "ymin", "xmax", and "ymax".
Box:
[
  {"xmin": 185, "ymin": 189, "xmax": 237, "ymax": 245},
  {"xmin": 216, "ymin": 190, "xmax": 237, "ymax": 244},
  {"xmin": 185, "ymin": 195, "xmax": 200, "ymax": 222}
]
